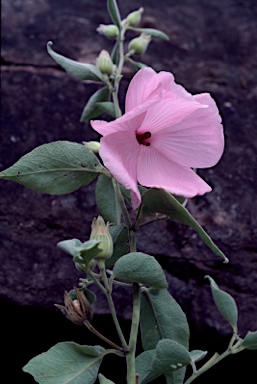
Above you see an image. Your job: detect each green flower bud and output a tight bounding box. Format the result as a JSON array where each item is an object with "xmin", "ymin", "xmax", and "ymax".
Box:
[
  {"xmin": 126, "ymin": 7, "xmax": 144, "ymax": 26},
  {"xmin": 96, "ymin": 24, "xmax": 119, "ymax": 39},
  {"xmin": 96, "ymin": 50, "xmax": 114, "ymax": 76},
  {"xmin": 128, "ymin": 33, "xmax": 151, "ymax": 56},
  {"xmin": 82, "ymin": 141, "xmax": 100, "ymax": 154},
  {"xmin": 55, "ymin": 287, "xmax": 93, "ymax": 325},
  {"xmin": 90, "ymin": 216, "xmax": 113, "ymax": 261}
]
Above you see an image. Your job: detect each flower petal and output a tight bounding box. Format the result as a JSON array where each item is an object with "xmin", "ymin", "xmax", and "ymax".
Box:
[
  {"xmin": 151, "ymin": 93, "xmax": 224, "ymax": 167},
  {"xmin": 138, "ymin": 98, "xmax": 207, "ymax": 135},
  {"xmin": 99, "ymin": 131, "xmax": 141, "ymax": 205},
  {"xmin": 137, "ymin": 146, "xmax": 212, "ymax": 199},
  {"xmin": 125, "ymin": 67, "xmax": 174, "ymax": 112}
]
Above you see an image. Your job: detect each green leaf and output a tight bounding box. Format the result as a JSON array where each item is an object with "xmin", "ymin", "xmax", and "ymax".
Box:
[
  {"xmin": 151, "ymin": 339, "xmax": 191, "ymax": 376},
  {"xmin": 57, "ymin": 239, "xmax": 102, "ymax": 269},
  {"xmin": 47, "ymin": 42, "xmax": 105, "ymax": 82},
  {"xmin": 106, "ymin": 224, "xmax": 129, "ymax": 268},
  {"xmin": 142, "ymin": 188, "xmax": 228, "ymax": 263},
  {"xmin": 135, "ymin": 350, "xmax": 161, "ymax": 384},
  {"xmin": 140, "ymin": 288, "xmax": 189, "ymax": 351},
  {"xmin": 113, "ymin": 252, "xmax": 168, "ymax": 288},
  {"xmin": 0, "ymin": 141, "xmax": 102, "ymax": 195},
  {"xmin": 96, "ymin": 174, "xmax": 121, "ymax": 224},
  {"xmin": 189, "ymin": 350, "xmax": 208, "ymax": 363},
  {"xmin": 205, "ymin": 275, "xmax": 238, "ymax": 332},
  {"xmin": 140, "ymin": 288, "xmax": 189, "ymax": 384},
  {"xmin": 95, "ymin": 101, "xmax": 116, "ymax": 118},
  {"xmin": 80, "ymin": 87, "xmax": 110, "ymax": 121},
  {"xmin": 98, "ymin": 373, "xmax": 116, "ymax": 384},
  {"xmin": 129, "ymin": 27, "xmax": 169, "ymax": 40},
  {"xmin": 241, "ymin": 331, "xmax": 257, "ymax": 350},
  {"xmin": 23, "ymin": 342, "xmax": 106, "ymax": 384},
  {"xmin": 107, "ymin": 0, "xmax": 121, "ymax": 28}
]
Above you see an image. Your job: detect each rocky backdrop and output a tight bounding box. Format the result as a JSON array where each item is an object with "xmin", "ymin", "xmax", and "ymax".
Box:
[{"xmin": 1, "ymin": 0, "xmax": 257, "ymax": 383}]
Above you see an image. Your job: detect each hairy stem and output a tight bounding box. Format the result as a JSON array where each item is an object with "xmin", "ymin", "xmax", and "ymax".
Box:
[{"xmin": 126, "ymin": 283, "xmax": 141, "ymax": 384}]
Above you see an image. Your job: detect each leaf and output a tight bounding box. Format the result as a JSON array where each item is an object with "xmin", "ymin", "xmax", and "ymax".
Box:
[
  {"xmin": 107, "ymin": 0, "xmax": 121, "ymax": 28},
  {"xmin": 241, "ymin": 331, "xmax": 257, "ymax": 350},
  {"xmin": 205, "ymin": 275, "xmax": 238, "ymax": 332},
  {"xmin": 95, "ymin": 101, "xmax": 116, "ymax": 118},
  {"xmin": 129, "ymin": 27, "xmax": 169, "ymax": 40},
  {"xmin": 47, "ymin": 42, "xmax": 105, "ymax": 82},
  {"xmin": 106, "ymin": 224, "xmax": 129, "ymax": 268},
  {"xmin": 151, "ymin": 339, "xmax": 191, "ymax": 376},
  {"xmin": 135, "ymin": 350, "xmax": 161, "ymax": 384},
  {"xmin": 23, "ymin": 342, "xmax": 106, "ymax": 384},
  {"xmin": 113, "ymin": 252, "xmax": 168, "ymax": 288},
  {"xmin": 98, "ymin": 373, "xmax": 116, "ymax": 384},
  {"xmin": 140, "ymin": 288, "xmax": 189, "ymax": 351},
  {"xmin": 57, "ymin": 239, "xmax": 102, "ymax": 269},
  {"xmin": 96, "ymin": 174, "xmax": 121, "ymax": 224},
  {"xmin": 140, "ymin": 288, "xmax": 189, "ymax": 384},
  {"xmin": 189, "ymin": 350, "xmax": 208, "ymax": 363},
  {"xmin": 80, "ymin": 87, "xmax": 110, "ymax": 121},
  {"xmin": 0, "ymin": 141, "xmax": 102, "ymax": 195},
  {"xmin": 142, "ymin": 188, "xmax": 228, "ymax": 263}
]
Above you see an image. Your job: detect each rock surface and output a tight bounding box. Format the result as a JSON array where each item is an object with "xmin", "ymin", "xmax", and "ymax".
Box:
[{"xmin": 1, "ymin": 0, "xmax": 257, "ymax": 382}]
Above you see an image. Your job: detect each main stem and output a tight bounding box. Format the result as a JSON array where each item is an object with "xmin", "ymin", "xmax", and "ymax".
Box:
[{"xmin": 126, "ymin": 281, "xmax": 141, "ymax": 384}]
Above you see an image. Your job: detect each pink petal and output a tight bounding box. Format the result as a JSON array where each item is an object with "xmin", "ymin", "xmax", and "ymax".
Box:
[
  {"xmin": 151, "ymin": 93, "xmax": 224, "ymax": 167},
  {"xmin": 138, "ymin": 98, "xmax": 207, "ymax": 135},
  {"xmin": 125, "ymin": 67, "xmax": 174, "ymax": 112},
  {"xmin": 137, "ymin": 146, "xmax": 212, "ymax": 199},
  {"xmin": 99, "ymin": 131, "xmax": 141, "ymax": 205}
]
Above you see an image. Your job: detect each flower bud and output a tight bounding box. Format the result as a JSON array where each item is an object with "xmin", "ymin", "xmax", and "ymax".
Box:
[
  {"xmin": 126, "ymin": 7, "xmax": 144, "ymax": 26},
  {"xmin": 96, "ymin": 50, "xmax": 114, "ymax": 76},
  {"xmin": 128, "ymin": 33, "xmax": 151, "ymax": 56},
  {"xmin": 55, "ymin": 287, "xmax": 93, "ymax": 325},
  {"xmin": 90, "ymin": 216, "xmax": 113, "ymax": 261},
  {"xmin": 82, "ymin": 141, "xmax": 100, "ymax": 153},
  {"xmin": 96, "ymin": 24, "xmax": 119, "ymax": 39}
]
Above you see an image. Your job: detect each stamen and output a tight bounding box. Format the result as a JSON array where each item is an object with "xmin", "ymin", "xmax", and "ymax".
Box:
[{"xmin": 136, "ymin": 131, "xmax": 151, "ymax": 146}]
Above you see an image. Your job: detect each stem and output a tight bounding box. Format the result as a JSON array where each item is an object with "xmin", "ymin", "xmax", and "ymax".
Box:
[
  {"xmin": 99, "ymin": 260, "xmax": 129, "ymax": 351},
  {"xmin": 126, "ymin": 283, "xmax": 141, "ymax": 384},
  {"xmin": 83, "ymin": 320, "xmax": 123, "ymax": 352},
  {"xmin": 112, "ymin": 177, "xmax": 131, "ymax": 228}
]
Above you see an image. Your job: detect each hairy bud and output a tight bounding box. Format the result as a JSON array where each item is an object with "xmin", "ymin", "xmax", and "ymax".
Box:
[
  {"xmin": 128, "ymin": 33, "xmax": 151, "ymax": 56},
  {"xmin": 90, "ymin": 216, "xmax": 113, "ymax": 261},
  {"xmin": 96, "ymin": 50, "xmax": 114, "ymax": 76},
  {"xmin": 126, "ymin": 7, "xmax": 144, "ymax": 26},
  {"xmin": 96, "ymin": 24, "xmax": 119, "ymax": 39}
]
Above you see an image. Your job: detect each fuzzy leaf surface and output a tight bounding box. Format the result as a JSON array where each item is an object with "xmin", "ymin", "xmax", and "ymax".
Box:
[
  {"xmin": 23, "ymin": 342, "xmax": 106, "ymax": 384},
  {"xmin": 0, "ymin": 141, "xmax": 102, "ymax": 194},
  {"xmin": 242, "ymin": 331, "xmax": 257, "ymax": 350},
  {"xmin": 129, "ymin": 27, "xmax": 169, "ymax": 40},
  {"xmin": 206, "ymin": 275, "xmax": 238, "ymax": 332},
  {"xmin": 96, "ymin": 174, "xmax": 121, "ymax": 224},
  {"xmin": 98, "ymin": 373, "xmax": 116, "ymax": 384},
  {"xmin": 142, "ymin": 188, "xmax": 228, "ymax": 263},
  {"xmin": 106, "ymin": 224, "xmax": 129, "ymax": 268},
  {"xmin": 113, "ymin": 253, "xmax": 168, "ymax": 288},
  {"xmin": 47, "ymin": 42, "xmax": 105, "ymax": 82},
  {"xmin": 107, "ymin": 0, "xmax": 121, "ymax": 27},
  {"xmin": 135, "ymin": 350, "xmax": 160, "ymax": 384},
  {"xmin": 80, "ymin": 87, "xmax": 110, "ymax": 121}
]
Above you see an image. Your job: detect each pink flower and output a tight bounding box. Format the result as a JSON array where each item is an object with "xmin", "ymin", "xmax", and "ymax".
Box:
[{"xmin": 91, "ymin": 67, "xmax": 224, "ymax": 209}]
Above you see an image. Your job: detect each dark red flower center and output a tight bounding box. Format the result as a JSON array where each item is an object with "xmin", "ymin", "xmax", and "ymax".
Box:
[{"xmin": 136, "ymin": 131, "xmax": 151, "ymax": 146}]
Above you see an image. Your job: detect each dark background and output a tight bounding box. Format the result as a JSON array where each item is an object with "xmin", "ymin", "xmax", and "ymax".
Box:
[{"xmin": 1, "ymin": 0, "xmax": 257, "ymax": 383}]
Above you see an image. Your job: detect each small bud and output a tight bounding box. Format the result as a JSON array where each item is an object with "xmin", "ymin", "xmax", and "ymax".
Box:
[
  {"xmin": 96, "ymin": 50, "xmax": 114, "ymax": 76},
  {"xmin": 126, "ymin": 7, "xmax": 144, "ymax": 26},
  {"xmin": 55, "ymin": 287, "xmax": 93, "ymax": 325},
  {"xmin": 90, "ymin": 216, "xmax": 113, "ymax": 261},
  {"xmin": 82, "ymin": 141, "xmax": 100, "ymax": 153},
  {"xmin": 96, "ymin": 24, "xmax": 119, "ymax": 39},
  {"xmin": 128, "ymin": 33, "xmax": 151, "ymax": 56}
]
